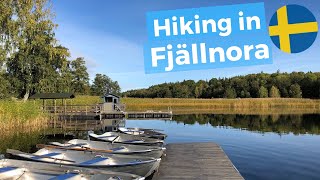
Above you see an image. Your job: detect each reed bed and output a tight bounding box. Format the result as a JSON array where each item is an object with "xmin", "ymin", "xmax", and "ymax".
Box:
[
  {"xmin": 0, "ymin": 101, "xmax": 48, "ymax": 133},
  {"xmin": 70, "ymin": 96, "xmax": 320, "ymax": 114},
  {"xmin": 122, "ymin": 98, "xmax": 320, "ymax": 114}
]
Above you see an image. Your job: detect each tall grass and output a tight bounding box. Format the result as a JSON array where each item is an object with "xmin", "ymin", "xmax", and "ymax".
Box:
[
  {"xmin": 0, "ymin": 101, "xmax": 48, "ymax": 133},
  {"xmin": 0, "ymin": 96, "xmax": 319, "ymax": 137},
  {"xmin": 70, "ymin": 96, "xmax": 320, "ymax": 114},
  {"xmin": 122, "ymin": 98, "xmax": 320, "ymax": 114}
]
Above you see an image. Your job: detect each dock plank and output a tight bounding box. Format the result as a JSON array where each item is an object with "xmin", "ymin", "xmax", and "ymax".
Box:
[{"xmin": 153, "ymin": 143, "xmax": 243, "ymax": 180}]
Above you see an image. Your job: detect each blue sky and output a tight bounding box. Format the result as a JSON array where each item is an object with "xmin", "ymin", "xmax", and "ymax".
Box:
[{"xmin": 52, "ymin": 0, "xmax": 320, "ymax": 91}]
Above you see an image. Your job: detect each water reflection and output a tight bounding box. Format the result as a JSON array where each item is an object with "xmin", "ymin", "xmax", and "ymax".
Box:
[
  {"xmin": 173, "ymin": 114, "xmax": 320, "ymax": 135},
  {"xmin": 54, "ymin": 114, "xmax": 320, "ymax": 135},
  {"xmin": 1, "ymin": 114, "xmax": 320, "ymax": 154},
  {"xmin": 1, "ymin": 114, "xmax": 320, "ymax": 180}
]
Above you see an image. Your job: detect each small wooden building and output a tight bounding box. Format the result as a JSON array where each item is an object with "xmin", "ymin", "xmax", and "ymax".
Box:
[
  {"xmin": 101, "ymin": 93, "xmax": 124, "ymax": 113},
  {"xmin": 29, "ymin": 93, "xmax": 75, "ymax": 113}
]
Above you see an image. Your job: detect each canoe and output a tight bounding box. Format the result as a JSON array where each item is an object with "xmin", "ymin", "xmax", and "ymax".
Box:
[
  {"xmin": 89, "ymin": 132, "xmax": 164, "ymax": 146},
  {"xmin": 7, "ymin": 148, "xmax": 161, "ymax": 177},
  {"xmin": 118, "ymin": 127, "xmax": 167, "ymax": 140},
  {"xmin": 0, "ymin": 159, "xmax": 144, "ymax": 180},
  {"xmin": 44, "ymin": 139, "xmax": 165, "ymax": 158}
]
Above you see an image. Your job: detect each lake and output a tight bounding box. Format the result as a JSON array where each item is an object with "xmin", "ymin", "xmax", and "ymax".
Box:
[{"xmin": 1, "ymin": 113, "xmax": 320, "ymax": 180}]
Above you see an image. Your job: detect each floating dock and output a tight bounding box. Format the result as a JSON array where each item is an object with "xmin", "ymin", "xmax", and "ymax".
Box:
[
  {"xmin": 125, "ymin": 111, "xmax": 172, "ymax": 119},
  {"xmin": 153, "ymin": 143, "xmax": 243, "ymax": 180},
  {"xmin": 54, "ymin": 111, "xmax": 172, "ymax": 120}
]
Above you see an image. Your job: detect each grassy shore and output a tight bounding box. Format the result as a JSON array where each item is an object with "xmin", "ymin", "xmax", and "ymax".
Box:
[
  {"xmin": 69, "ymin": 96, "xmax": 320, "ymax": 115},
  {"xmin": 1, "ymin": 96, "xmax": 319, "ymax": 129},
  {"xmin": 122, "ymin": 98, "xmax": 320, "ymax": 114},
  {"xmin": 0, "ymin": 101, "xmax": 48, "ymax": 133}
]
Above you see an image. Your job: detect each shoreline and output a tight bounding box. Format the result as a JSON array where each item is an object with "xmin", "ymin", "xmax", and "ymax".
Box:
[{"xmin": 122, "ymin": 97, "xmax": 320, "ymax": 114}]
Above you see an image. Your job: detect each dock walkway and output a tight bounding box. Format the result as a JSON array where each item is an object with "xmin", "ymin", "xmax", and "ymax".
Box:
[{"xmin": 153, "ymin": 143, "xmax": 243, "ymax": 180}]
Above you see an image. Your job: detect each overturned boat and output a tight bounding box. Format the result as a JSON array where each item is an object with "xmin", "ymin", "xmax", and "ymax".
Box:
[
  {"xmin": 7, "ymin": 148, "xmax": 161, "ymax": 177},
  {"xmin": 0, "ymin": 159, "xmax": 144, "ymax": 180},
  {"xmin": 89, "ymin": 132, "xmax": 164, "ymax": 146},
  {"xmin": 118, "ymin": 127, "xmax": 167, "ymax": 140},
  {"xmin": 43, "ymin": 139, "xmax": 165, "ymax": 158}
]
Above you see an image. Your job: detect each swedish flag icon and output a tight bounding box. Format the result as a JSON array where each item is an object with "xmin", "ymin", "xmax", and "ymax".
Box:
[{"xmin": 269, "ymin": 5, "xmax": 318, "ymax": 53}]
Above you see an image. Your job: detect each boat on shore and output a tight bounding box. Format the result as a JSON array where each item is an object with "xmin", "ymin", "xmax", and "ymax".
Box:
[
  {"xmin": 41, "ymin": 139, "xmax": 165, "ymax": 158},
  {"xmin": 118, "ymin": 127, "xmax": 167, "ymax": 140},
  {"xmin": 6, "ymin": 148, "xmax": 161, "ymax": 177},
  {"xmin": 0, "ymin": 158, "xmax": 144, "ymax": 180},
  {"xmin": 89, "ymin": 132, "xmax": 164, "ymax": 146}
]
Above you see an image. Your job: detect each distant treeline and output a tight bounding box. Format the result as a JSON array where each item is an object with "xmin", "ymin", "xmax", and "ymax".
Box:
[{"xmin": 123, "ymin": 71, "xmax": 320, "ymax": 99}]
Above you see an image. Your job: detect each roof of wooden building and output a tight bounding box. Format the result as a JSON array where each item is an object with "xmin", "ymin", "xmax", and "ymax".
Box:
[
  {"xmin": 101, "ymin": 93, "xmax": 120, "ymax": 98},
  {"xmin": 29, "ymin": 93, "xmax": 75, "ymax": 99}
]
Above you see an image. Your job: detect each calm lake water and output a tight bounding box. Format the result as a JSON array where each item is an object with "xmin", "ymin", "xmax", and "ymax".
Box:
[{"xmin": 1, "ymin": 114, "xmax": 320, "ymax": 180}]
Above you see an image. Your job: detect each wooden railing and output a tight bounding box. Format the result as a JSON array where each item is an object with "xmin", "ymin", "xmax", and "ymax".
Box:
[{"xmin": 43, "ymin": 104, "xmax": 103, "ymax": 115}]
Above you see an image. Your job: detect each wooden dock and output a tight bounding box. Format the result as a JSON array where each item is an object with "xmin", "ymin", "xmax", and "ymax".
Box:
[
  {"xmin": 153, "ymin": 143, "xmax": 243, "ymax": 180},
  {"xmin": 125, "ymin": 111, "xmax": 172, "ymax": 119},
  {"xmin": 44, "ymin": 105, "xmax": 172, "ymax": 120}
]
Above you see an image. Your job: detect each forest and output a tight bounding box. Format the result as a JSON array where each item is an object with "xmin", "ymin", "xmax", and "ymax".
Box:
[
  {"xmin": 0, "ymin": 0, "xmax": 120, "ymax": 100},
  {"xmin": 123, "ymin": 71, "xmax": 320, "ymax": 99}
]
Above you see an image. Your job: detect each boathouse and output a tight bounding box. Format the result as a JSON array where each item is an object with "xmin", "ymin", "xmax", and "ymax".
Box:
[
  {"xmin": 29, "ymin": 93, "xmax": 75, "ymax": 113},
  {"xmin": 101, "ymin": 93, "xmax": 124, "ymax": 113}
]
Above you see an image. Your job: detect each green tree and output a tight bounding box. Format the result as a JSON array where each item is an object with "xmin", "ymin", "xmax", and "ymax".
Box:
[
  {"xmin": 71, "ymin": 57, "xmax": 90, "ymax": 94},
  {"xmin": 224, "ymin": 87, "xmax": 237, "ymax": 99},
  {"xmin": 91, "ymin": 74, "xmax": 121, "ymax": 95},
  {"xmin": 274, "ymin": 74, "xmax": 291, "ymax": 97},
  {"xmin": 249, "ymin": 79, "xmax": 260, "ymax": 98},
  {"xmin": 164, "ymin": 87, "xmax": 172, "ymax": 98},
  {"xmin": 269, "ymin": 86, "xmax": 281, "ymax": 98},
  {"xmin": 289, "ymin": 84, "xmax": 302, "ymax": 98},
  {"xmin": 195, "ymin": 80, "xmax": 208, "ymax": 98},
  {"xmin": 195, "ymin": 86, "xmax": 200, "ymax": 98},
  {"xmin": 208, "ymin": 78, "xmax": 224, "ymax": 98},
  {"xmin": 172, "ymin": 84, "xmax": 189, "ymax": 98},
  {"xmin": 301, "ymin": 72, "xmax": 318, "ymax": 98},
  {"xmin": 258, "ymin": 86, "xmax": 268, "ymax": 98},
  {"xmin": 57, "ymin": 60, "xmax": 73, "ymax": 93},
  {"xmin": 0, "ymin": 0, "xmax": 14, "ymax": 66},
  {"xmin": 5, "ymin": 0, "xmax": 69, "ymax": 100},
  {"xmin": 0, "ymin": 73, "xmax": 10, "ymax": 99}
]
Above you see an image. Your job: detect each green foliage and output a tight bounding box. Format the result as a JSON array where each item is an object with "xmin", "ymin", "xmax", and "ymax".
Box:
[
  {"xmin": 289, "ymin": 84, "xmax": 302, "ymax": 98},
  {"xmin": 0, "ymin": 73, "xmax": 10, "ymax": 99},
  {"xmin": 124, "ymin": 72, "xmax": 320, "ymax": 99},
  {"xmin": 224, "ymin": 87, "xmax": 237, "ymax": 98},
  {"xmin": 91, "ymin": 74, "xmax": 121, "ymax": 96},
  {"xmin": 57, "ymin": 60, "xmax": 73, "ymax": 93},
  {"xmin": 0, "ymin": 0, "xmax": 121, "ymax": 99},
  {"xmin": 269, "ymin": 86, "xmax": 281, "ymax": 98},
  {"xmin": 195, "ymin": 80, "xmax": 208, "ymax": 98},
  {"xmin": 0, "ymin": 0, "xmax": 14, "ymax": 66},
  {"xmin": 70, "ymin": 57, "xmax": 90, "ymax": 94},
  {"xmin": 258, "ymin": 86, "xmax": 268, "ymax": 98},
  {"xmin": 3, "ymin": 0, "xmax": 70, "ymax": 99}
]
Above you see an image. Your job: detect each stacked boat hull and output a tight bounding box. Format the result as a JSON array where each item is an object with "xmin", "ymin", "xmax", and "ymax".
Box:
[
  {"xmin": 7, "ymin": 148, "xmax": 160, "ymax": 177},
  {"xmin": 89, "ymin": 132, "xmax": 164, "ymax": 146},
  {"xmin": 0, "ymin": 159, "xmax": 144, "ymax": 180},
  {"xmin": 47, "ymin": 139, "xmax": 166, "ymax": 158},
  {"xmin": 2, "ymin": 127, "xmax": 168, "ymax": 179},
  {"xmin": 118, "ymin": 127, "xmax": 168, "ymax": 140}
]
